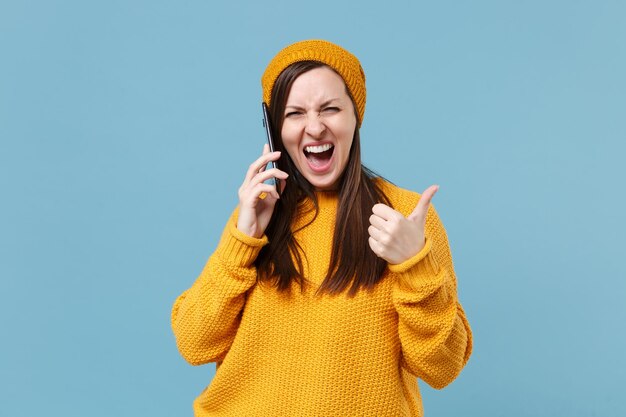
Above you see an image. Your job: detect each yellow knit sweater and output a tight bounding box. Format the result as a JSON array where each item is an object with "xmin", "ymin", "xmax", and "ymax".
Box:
[{"xmin": 171, "ymin": 180, "xmax": 472, "ymax": 417}]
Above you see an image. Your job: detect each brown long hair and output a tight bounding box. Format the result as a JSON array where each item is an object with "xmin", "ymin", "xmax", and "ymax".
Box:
[{"xmin": 255, "ymin": 61, "xmax": 391, "ymax": 297}]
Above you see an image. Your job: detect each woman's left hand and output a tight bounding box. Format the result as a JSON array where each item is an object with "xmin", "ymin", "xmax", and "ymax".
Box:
[{"xmin": 368, "ymin": 185, "xmax": 439, "ymax": 265}]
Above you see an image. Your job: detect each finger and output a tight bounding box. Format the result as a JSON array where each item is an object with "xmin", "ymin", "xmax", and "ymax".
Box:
[
  {"xmin": 246, "ymin": 151, "xmax": 278, "ymax": 181},
  {"xmin": 248, "ymin": 168, "xmax": 289, "ymax": 187},
  {"xmin": 371, "ymin": 203, "xmax": 403, "ymax": 221},
  {"xmin": 408, "ymin": 185, "xmax": 439, "ymax": 222},
  {"xmin": 244, "ymin": 149, "xmax": 282, "ymax": 184},
  {"xmin": 249, "ymin": 182, "xmax": 280, "ymax": 201},
  {"xmin": 368, "ymin": 236, "xmax": 384, "ymax": 258},
  {"xmin": 368, "ymin": 213, "xmax": 387, "ymax": 230},
  {"xmin": 258, "ymin": 144, "xmax": 270, "ymax": 173},
  {"xmin": 367, "ymin": 225, "xmax": 385, "ymax": 242}
]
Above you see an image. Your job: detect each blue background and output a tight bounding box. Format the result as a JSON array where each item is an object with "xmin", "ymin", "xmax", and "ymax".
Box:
[{"xmin": 1, "ymin": 1, "xmax": 625, "ymax": 416}]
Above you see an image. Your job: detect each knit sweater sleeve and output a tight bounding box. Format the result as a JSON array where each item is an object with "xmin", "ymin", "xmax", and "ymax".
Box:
[
  {"xmin": 389, "ymin": 204, "xmax": 473, "ymax": 389},
  {"xmin": 171, "ymin": 207, "xmax": 268, "ymax": 366}
]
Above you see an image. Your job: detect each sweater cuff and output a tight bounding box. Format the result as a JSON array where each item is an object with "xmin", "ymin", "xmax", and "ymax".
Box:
[
  {"xmin": 388, "ymin": 237, "xmax": 439, "ymax": 275},
  {"xmin": 389, "ymin": 237, "xmax": 443, "ymax": 294},
  {"xmin": 215, "ymin": 215, "xmax": 269, "ymax": 268}
]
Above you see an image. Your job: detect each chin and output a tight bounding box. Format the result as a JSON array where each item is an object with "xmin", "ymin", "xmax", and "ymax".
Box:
[{"xmin": 307, "ymin": 175, "xmax": 340, "ymax": 191}]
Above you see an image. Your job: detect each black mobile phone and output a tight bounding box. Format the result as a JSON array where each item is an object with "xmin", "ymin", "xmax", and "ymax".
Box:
[{"xmin": 261, "ymin": 102, "xmax": 279, "ymax": 189}]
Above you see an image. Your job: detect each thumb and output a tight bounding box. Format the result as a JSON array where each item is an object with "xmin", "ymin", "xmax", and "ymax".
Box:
[{"xmin": 408, "ymin": 185, "xmax": 439, "ymax": 222}]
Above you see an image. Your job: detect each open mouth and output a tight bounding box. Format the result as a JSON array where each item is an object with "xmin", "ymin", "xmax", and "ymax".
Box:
[{"xmin": 303, "ymin": 143, "xmax": 335, "ymax": 168}]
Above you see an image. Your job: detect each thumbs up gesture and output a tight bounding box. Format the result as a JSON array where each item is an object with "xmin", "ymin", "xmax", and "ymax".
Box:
[{"xmin": 368, "ymin": 185, "xmax": 439, "ymax": 265}]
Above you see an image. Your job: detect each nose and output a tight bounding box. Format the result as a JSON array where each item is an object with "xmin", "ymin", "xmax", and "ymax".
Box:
[{"xmin": 304, "ymin": 113, "xmax": 326, "ymax": 138}]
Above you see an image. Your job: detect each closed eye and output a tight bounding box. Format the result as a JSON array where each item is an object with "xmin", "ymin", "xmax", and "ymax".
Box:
[{"xmin": 323, "ymin": 107, "xmax": 340, "ymax": 113}]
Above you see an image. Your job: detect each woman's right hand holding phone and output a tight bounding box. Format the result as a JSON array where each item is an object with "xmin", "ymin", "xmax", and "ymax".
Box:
[{"xmin": 236, "ymin": 144, "xmax": 288, "ymax": 238}]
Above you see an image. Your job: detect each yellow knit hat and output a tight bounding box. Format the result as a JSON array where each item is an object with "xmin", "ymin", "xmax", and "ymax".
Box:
[{"xmin": 261, "ymin": 39, "xmax": 366, "ymax": 126}]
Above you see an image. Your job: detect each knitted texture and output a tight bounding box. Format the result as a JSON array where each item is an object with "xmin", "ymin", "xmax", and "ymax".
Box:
[
  {"xmin": 261, "ymin": 39, "xmax": 367, "ymax": 125},
  {"xmin": 171, "ymin": 180, "xmax": 473, "ymax": 417}
]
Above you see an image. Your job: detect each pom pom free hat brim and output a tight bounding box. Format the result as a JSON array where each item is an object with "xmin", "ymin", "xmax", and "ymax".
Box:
[{"xmin": 261, "ymin": 39, "xmax": 366, "ymax": 126}]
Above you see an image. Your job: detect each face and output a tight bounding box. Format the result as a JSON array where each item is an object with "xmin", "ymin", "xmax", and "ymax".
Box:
[{"xmin": 281, "ymin": 66, "xmax": 357, "ymax": 191}]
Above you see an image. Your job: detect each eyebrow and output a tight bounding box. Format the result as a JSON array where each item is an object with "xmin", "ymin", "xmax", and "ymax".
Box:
[{"xmin": 285, "ymin": 99, "xmax": 341, "ymax": 110}]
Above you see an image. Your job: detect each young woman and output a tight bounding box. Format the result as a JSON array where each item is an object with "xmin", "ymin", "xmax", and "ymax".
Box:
[{"xmin": 172, "ymin": 39, "xmax": 473, "ymax": 417}]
